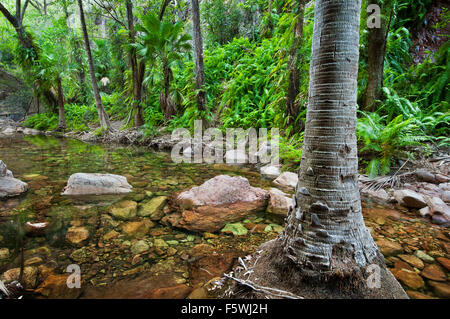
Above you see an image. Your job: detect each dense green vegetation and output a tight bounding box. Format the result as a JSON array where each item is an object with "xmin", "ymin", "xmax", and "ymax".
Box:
[{"xmin": 1, "ymin": 0, "xmax": 448, "ymax": 175}]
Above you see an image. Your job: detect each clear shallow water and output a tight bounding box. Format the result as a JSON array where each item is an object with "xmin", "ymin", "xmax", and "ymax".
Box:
[
  {"xmin": 0, "ymin": 134, "xmax": 448, "ymax": 299},
  {"xmin": 0, "ymin": 134, "xmax": 281, "ymax": 298}
]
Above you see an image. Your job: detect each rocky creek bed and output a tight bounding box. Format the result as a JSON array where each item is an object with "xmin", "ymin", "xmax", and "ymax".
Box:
[{"xmin": 0, "ymin": 131, "xmax": 449, "ymax": 299}]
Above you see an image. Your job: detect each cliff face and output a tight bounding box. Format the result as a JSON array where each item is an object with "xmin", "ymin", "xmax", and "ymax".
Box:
[{"xmin": 0, "ymin": 68, "xmax": 32, "ymax": 120}]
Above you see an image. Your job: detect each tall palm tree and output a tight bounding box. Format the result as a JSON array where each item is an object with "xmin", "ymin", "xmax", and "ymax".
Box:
[
  {"xmin": 191, "ymin": 0, "xmax": 207, "ymax": 125},
  {"xmin": 228, "ymin": 0, "xmax": 407, "ymax": 299},
  {"xmin": 77, "ymin": 0, "xmax": 111, "ymax": 131},
  {"xmin": 134, "ymin": 13, "xmax": 192, "ymax": 120},
  {"xmin": 286, "ymin": 0, "xmax": 306, "ymax": 131}
]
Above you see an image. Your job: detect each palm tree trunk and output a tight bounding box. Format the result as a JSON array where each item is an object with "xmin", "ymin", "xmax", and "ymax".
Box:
[
  {"xmin": 227, "ymin": 0, "xmax": 407, "ymax": 299},
  {"xmin": 286, "ymin": 0, "xmax": 305, "ymax": 131},
  {"xmin": 191, "ymin": 0, "xmax": 207, "ymax": 124},
  {"xmin": 57, "ymin": 77, "xmax": 66, "ymax": 130},
  {"xmin": 283, "ymin": 0, "xmax": 380, "ymax": 276},
  {"xmin": 363, "ymin": 0, "xmax": 387, "ymax": 111},
  {"xmin": 126, "ymin": 0, "xmax": 144, "ymax": 127},
  {"xmin": 77, "ymin": 0, "xmax": 111, "ymax": 130}
]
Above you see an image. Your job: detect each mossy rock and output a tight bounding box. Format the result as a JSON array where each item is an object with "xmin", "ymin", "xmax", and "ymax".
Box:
[{"xmin": 221, "ymin": 222, "xmax": 248, "ymax": 236}]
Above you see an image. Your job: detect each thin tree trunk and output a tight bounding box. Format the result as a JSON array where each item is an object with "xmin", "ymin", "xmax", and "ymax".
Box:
[
  {"xmin": 286, "ymin": 0, "xmax": 305, "ymax": 131},
  {"xmin": 160, "ymin": 64, "xmax": 176, "ymax": 120},
  {"xmin": 77, "ymin": 0, "xmax": 111, "ymax": 130},
  {"xmin": 62, "ymin": 0, "xmax": 87, "ymax": 103},
  {"xmin": 126, "ymin": 0, "xmax": 144, "ymax": 127},
  {"xmin": 191, "ymin": 0, "xmax": 207, "ymax": 124},
  {"xmin": 364, "ymin": 0, "xmax": 387, "ymax": 111},
  {"xmin": 159, "ymin": 0, "xmax": 171, "ymax": 21},
  {"xmin": 57, "ymin": 77, "xmax": 66, "ymax": 130}
]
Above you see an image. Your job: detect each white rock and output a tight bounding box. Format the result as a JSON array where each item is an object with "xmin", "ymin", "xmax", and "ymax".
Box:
[
  {"xmin": 0, "ymin": 161, "xmax": 28, "ymax": 199},
  {"xmin": 273, "ymin": 172, "xmax": 298, "ymax": 189},
  {"xmin": 260, "ymin": 165, "xmax": 281, "ymax": 179},
  {"xmin": 62, "ymin": 173, "xmax": 132, "ymax": 196},
  {"xmin": 1, "ymin": 127, "xmax": 16, "ymax": 135}
]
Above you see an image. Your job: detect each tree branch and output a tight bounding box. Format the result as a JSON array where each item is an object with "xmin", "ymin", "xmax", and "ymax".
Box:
[
  {"xmin": 91, "ymin": 0, "xmax": 125, "ymax": 27},
  {"xmin": 0, "ymin": 3, "xmax": 20, "ymax": 29},
  {"xmin": 159, "ymin": 0, "xmax": 171, "ymax": 20},
  {"xmin": 20, "ymin": 0, "xmax": 31, "ymax": 22}
]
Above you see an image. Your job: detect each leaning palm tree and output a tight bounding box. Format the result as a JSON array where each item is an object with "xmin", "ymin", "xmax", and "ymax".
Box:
[
  {"xmin": 133, "ymin": 13, "xmax": 192, "ymax": 120},
  {"xmin": 227, "ymin": 0, "xmax": 407, "ymax": 299}
]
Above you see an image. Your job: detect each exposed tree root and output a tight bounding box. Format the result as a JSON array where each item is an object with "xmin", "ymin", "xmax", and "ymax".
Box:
[{"xmin": 222, "ymin": 239, "xmax": 408, "ymax": 299}]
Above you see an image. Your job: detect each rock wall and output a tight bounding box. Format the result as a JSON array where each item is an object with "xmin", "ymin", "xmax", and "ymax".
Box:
[{"xmin": 0, "ymin": 68, "xmax": 32, "ymax": 120}]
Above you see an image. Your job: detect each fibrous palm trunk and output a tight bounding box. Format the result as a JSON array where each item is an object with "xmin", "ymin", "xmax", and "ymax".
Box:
[
  {"xmin": 77, "ymin": 0, "xmax": 111, "ymax": 130},
  {"xmin": 227, "ymin": 0, "xmax": 407, "ymax": 299}
]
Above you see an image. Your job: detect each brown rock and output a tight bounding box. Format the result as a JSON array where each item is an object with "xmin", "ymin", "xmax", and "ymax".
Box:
[
  {"xmin": 139, "ymin": 284, "xmax": 192, "ymax": 299},
  {"xmin": 436, "ymin": 257, "xmax": 450, "ymax": 271},
  {"xmin": 394, "ymin": 260, "xmax": 414, "ymax": 272},
  {"xmin": 65, "ymin": 226, "xmax": 90, "ymax": 244},
  {"xmin": 393, "ymin": 189, "xmax": 427, "ymax": 208},
  {"xmin": 1, "ymin": 266, "xmax": 38, "ymax": 289},
  {"xmin": 166, "ymin": 175, "xmax": 269, "ymax": 233},
  {"xmin": 189, "ymin": 252, "xmax": 238, "ymax": 286},
  {"xmin": 415, "ymin": 170, "xmax": 437, "ymax": 183},
  {"xmin": 406, "ymin": 290, "xmax": 437, "ymax": 299},
  {"xmin": 266, "ymin": 188, "xmax": 292, "ymax": 216},
  {"xmin": 428, "ymin": 281, "xmax": 450, "ymax": 298},
  {"xmin": 398, "ymin": 254, "xmax": 424, "ymax": 270},
  {"xmin": 393, "ymin": 269, "xmax": 425, "ymax": 290},
  {"xmin": 376, "ymin": 238, "xmax": 403, "ymax": 257},
  {"xmin": 189, "ymin": 244, "xmax": 216, "ymax": 257},
  {"xmin": 121, "ymin": 220, "xmax": 154, "ymax": 238},
  {"xmin": 187, "ymin": 287, "xmax": 208, "ymax": 299},
  {"xmin": 35, "ymin": 274, "xmax": 83, "ymax": 299},
  {"xmin": 436, "ymin": 174, "xmax": 450, "ymax": 183},
  {"xmin": 421, "ymin": 264, "xmax": 447, "ymax": 282}
]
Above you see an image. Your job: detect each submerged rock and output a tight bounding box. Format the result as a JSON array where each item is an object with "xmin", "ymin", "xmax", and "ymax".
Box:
[
  {"xmin": 35, "ymin": 274, "xmax": 83, "ymax": 299},
  {"xmin": 122, "ymin": 220, "xmax": 153, "ymax": 238},
  {"xmin": 221, "ymin": 222, "xmax": 248, "ymax": 236},
  {"xmin": 164, "ymin": 175, "xmax": 269, "ymax": 233},
  {"xmin": 138, "ymin": 196, "xmax": 167, "ymax": 220},
  {"xmin": 0, "ymin": 160, "xmax": 28, "ymax": 199},
  {"xmin": 65, "ymin": 226, "xmax": 90, "ymax": 245},
  {"xmin": 109, "ymin": 200, "xmax": 138, "ymax": 220},
  {"xmin": 1, "ymin": 266, "xmax": 38, "ymax": 289},
  {"xmin": 131, "ymin": 240, "xmax": 151, "ymax": 255},
  {"xmin": 62, "ymin": 173, "xmax": 132, "ymax": 196}
]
